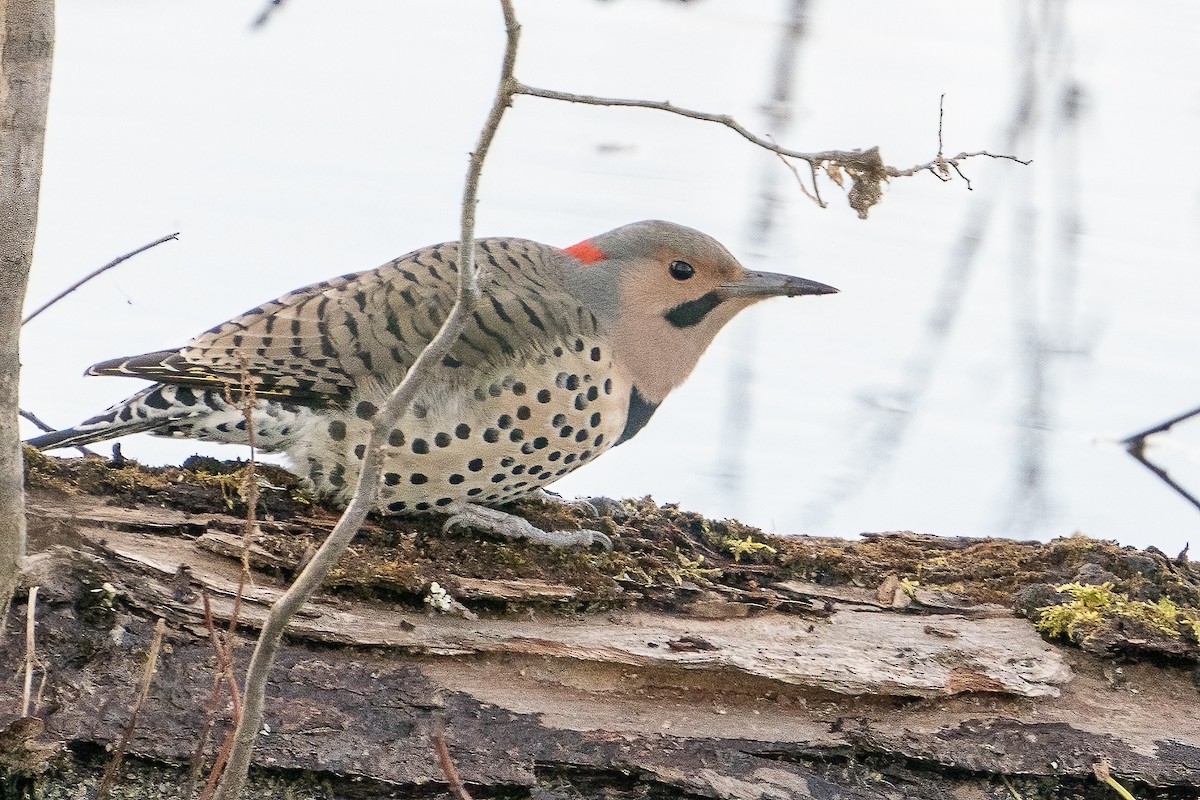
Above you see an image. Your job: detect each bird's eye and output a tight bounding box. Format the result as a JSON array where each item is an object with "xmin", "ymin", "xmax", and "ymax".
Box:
[{"xmin": 668, "ymin": 260, "xmax": 695, "ymax": 281}]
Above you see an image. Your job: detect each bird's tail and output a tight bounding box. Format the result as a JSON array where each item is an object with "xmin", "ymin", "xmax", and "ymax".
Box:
[
  {"xmin": 24, "ymin": 385, "xmax": 186, "ymax": 452},
  {"xmin": 25, "ymin": 419, "xmax": 164, "ymax": 451}
]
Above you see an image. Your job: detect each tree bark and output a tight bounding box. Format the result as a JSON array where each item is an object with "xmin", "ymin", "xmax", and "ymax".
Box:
[
  {"xmin": 3, "ymin": 469, "xmax": 1198, "ymax": 799},
  {"xmin": 0, "ymin": 0, "xmax": 54, "ymax": 611}
]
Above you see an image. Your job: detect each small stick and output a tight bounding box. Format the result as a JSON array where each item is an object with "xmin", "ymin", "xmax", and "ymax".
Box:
[
  {"xmin": 515, "ymin": 83, "xmax": 1029, "ymax": 177},
  {"xmin": 20, "ymin": 586, "xmax": 38, "ymax": 717},
  {"xmin": 432, "ymin": 727, "xmax": 473, "ymax": 800},
  {"xmin": 96, "ymin": 618, "xmax": 167, "ymax": 800},
  {"xmin": 22, "ymin": 232, "xmax": 179, "ymax": 325},
  {"xmin": 1121, "ymin": 405, "xmax": 1200, "ymax": 514},
  {"xmin": 1093, "ymin": 759, "xmax": 1138, "ymax": 800},
  {"xmin": 250, "ymin": 0, "xmax": 286, "ymax": 29}
]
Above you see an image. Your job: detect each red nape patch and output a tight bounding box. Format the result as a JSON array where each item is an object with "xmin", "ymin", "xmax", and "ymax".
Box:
[{"xmin": 564, "ymin": 240, "xmax": 606, "ymax": 264}]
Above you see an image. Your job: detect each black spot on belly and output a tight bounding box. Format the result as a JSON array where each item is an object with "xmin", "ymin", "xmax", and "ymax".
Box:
[
  {"xmin": 412, "ymin": 438, "xmax": 429, "ymax": 454},
  {"xmin": 384, "ymin": 473, "xmax": 401, "ymax": 486},
  {"xmin": 388, "ymin": 501, "xmax": 407, "ymax": 512},
  {"xmin": 468, "ymin": 458, "xmax": 484, "ymax": 472},
  {"xmin": 455, "ymin": 423, "xmax": 471, "ymax": 439},
  {"xmin": 448, "ymin": 474, "xmax": 465, "ymax": 484},
  {"xmin": 483, "ymin": 428, "xmax": 500, "ymax": 443},
  {"xmin": 355, "ymin": 401, "xmax": 378, "ymax": 419},
  {"xmin": 328, "ymin": 420, "xmax": 347, "ymax": 441},
  {"xmin": 411, "ymin": 473, "xmax": 428, "ymax": 484},
  {"xmin": 434, "ymin": 432, "xmax": 451, "ymax": 448},
  {"xmin": 537, "ymin": 389, "xmax": 551, "ymax": 404},
  {"xmin": 516, "ymin": 406, "xmax": 531, "ymax": 421},
  {"xmin": 388, "ymin": 429, "xmax": 405, "ymax": 447}
]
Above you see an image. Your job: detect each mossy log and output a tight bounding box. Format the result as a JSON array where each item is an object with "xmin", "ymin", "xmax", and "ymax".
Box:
[{"xmin": 2, "ymin": 454, "xmax": 1199, "ymax": 799}]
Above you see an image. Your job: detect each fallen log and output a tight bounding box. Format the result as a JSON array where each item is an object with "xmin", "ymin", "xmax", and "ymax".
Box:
[{"xmin": 2, "ymin": 454, "xmax": 1198, "ymax": 798}]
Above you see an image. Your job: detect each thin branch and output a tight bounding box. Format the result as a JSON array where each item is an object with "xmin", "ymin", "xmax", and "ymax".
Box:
[
  {"xmin": 20, "ymin": 585, "xmax": 38, "ymax": 717},
  {"xmin": 250, "ymin": 0, "xmax": 287, "ymax": 29},
  {"xmin": 512, "ymin": 82, "xmax": 1026, "ymax": 217},
  {"xmin": 515, "ymin": 82, "xmax": 847, "ymax": 163},
  {"xmin": 97, "ymin": 618, "xmax": 167, "ymax": 800},
  {"xmin": 1120, "ymin": 406, "xmax": 1200, "ymax": 515},
  {"xmin": 1121, "ymin": 405, "xmax": 1200, "ymax": 444},
  {"xmin": 18, "ymin": 408, "xmax": 99, "ymax": 457},
  {"xmin": 21, "ymin": 232, "xmax": 179, "ymax": 325},
  {"xmin": 432, "ymin": 727, "xmax": 474, "ymax": 800},
  {"xmin": 768, "ymin": 137, "xmax": 824, "ymax": 208},
  {"xmin": 210, "ymin": 2, "xmax": 519, "ymax": 797}
]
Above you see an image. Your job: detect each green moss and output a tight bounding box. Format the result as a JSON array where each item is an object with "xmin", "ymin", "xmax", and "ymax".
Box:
[
  {"xmin": 724, "ymin": 534, "xmax": 777, "ymax": 562},
  {"xmin": 1037, "ymin": 582, "xmax": 1200, "ymax": 645}
]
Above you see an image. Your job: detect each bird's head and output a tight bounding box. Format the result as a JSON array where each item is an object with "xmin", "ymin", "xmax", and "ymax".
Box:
[{"xmin": 560, "ymin": 220, "xmax": 837, "ymax": 403}]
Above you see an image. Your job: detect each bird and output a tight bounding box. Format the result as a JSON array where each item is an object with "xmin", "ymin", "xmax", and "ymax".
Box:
[{"xmin": 27, "ymin": 220, "xmax": 836, "ymax": 546}]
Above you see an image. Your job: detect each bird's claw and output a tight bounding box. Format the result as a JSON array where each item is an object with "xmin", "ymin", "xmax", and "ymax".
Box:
[{"xmin": 442, "ymin": 502, "xmax": 612, "ymax": 551}]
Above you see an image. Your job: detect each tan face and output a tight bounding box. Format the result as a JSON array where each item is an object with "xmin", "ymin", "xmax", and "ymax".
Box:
[
  {"xmin": 611, "ymin": 247, "xmax": 770, "ymax": 403},
  {"xmin": 564, "ymin": 220, "xmax": 836, "ymax": 404}
]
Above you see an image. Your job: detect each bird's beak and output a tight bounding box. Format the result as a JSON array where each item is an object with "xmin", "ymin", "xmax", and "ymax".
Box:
[{"xmin": 718, "ymin": 270, "xmax": 838, "ymax": 299}]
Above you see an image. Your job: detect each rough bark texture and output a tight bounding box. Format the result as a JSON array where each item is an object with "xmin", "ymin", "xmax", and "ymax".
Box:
[
  {"xmin": 2, "ymin": 455, "xmax": 1199, "ymax": 799},
  {"xmin": 0, "ymin": 0, "xmax": 54, "ymax": 607}
]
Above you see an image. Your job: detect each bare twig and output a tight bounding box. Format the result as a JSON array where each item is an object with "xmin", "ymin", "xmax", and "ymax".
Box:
[
  {"xmin": 1121, "ymin": 405, "xmax": 1200, "ymax": 514},
  {"xmin": 1093, "ymin": 759, "xmax": 1138, "ymax": 800},
  {"xmin": 769, "ymin": 138, "xmax": 824, "ymax": 208},
  {"xmin": 97, "ymin": 617, "xmax": 167, "ymax": 800},
  {"xmin": 1000, "ymin": 774, "xmax": 1025, "ymax": 800},
  {"xmin": 18, "ymin": 408, "xmax": 99, "ymax": 457},
  {"xmin": 513, "ymin": 82, "xmax": 1027, "ymax": 217},
  {"xmin": 210, "ymin": 2, "xmax": 518, "ymax": 796},
  {"xmin": 432, "ymin": 727, "xmax": 474, "ymax": 800},
  {"xmin": 21, "ymin": 232, "xmax": 179, "ymax": 325},
  {"xmin": 20, "ymin": 585, "xmax": 38, "ymax": 717},
  {"xmin": 250, "ymin": 0, "xmax": 287, "ymax": 29}
]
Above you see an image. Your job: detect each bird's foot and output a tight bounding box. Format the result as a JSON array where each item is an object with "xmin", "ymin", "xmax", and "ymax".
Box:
[
  {"xmin": 443, "ymin": 502, "xmax": 612, "ymax": 550},
  {"xmin": 530, "ymin": 490, "xmax": 628, "ymax": 520},
  {"xmin": 529, "ymin": 488, "xmax": 600, "ymax": 518}
]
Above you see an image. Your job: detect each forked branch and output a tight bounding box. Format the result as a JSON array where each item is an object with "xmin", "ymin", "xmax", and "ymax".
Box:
[
  {"xmin": 513, "ymin": 85, "xmax": 1028, "ymax": 218},
  {"xmin": 209, "ymin": 2, "xmax": 521, "ymax": 797}
]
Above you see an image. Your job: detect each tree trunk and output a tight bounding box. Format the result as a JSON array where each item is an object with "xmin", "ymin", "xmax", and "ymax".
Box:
[{"xmin": 0, "ymin": 0, "xmax": 54, "ymax": 611}]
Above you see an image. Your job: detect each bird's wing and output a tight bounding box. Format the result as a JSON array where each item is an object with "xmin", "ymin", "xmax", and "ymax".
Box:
[{"xmin": 87, "ymin": 239, "xmax": 596, "ymax": 406}]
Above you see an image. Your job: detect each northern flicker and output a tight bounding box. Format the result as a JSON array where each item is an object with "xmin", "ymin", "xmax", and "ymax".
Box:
[{"xmin": 27, "ymin": 220, "xmax": 836, "ymax": 546}]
